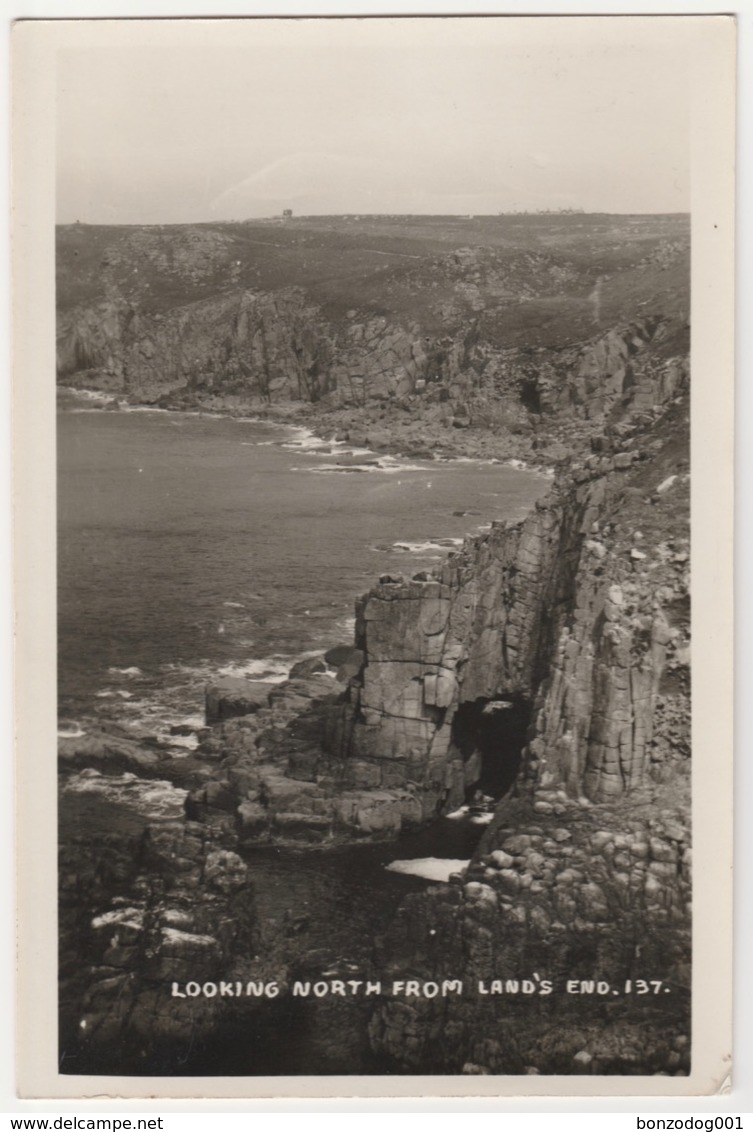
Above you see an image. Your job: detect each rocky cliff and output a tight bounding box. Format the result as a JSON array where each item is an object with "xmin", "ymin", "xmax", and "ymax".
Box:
[
  {"xmin": 57, "ymin": 214, "xmax": 692, "ymax": 1076},
  {"xmin": 319, "ymin": 372, "xmax": 689, "ymax": 801},
  {"xmin": 59, "ymin": 376, "xmax": 690, "ymax": 1072},
  {"xmin": 56, "ymin": 216, "xmax": 689, "ymax": 462},
  {"xmin": 59, "ymin": 803, "xmax": 262, "ymax": 1072},
  {"xmin": 349, "ymin": 395, "xmax": 692, "ymax": 1074},
  {"xmin": 166, "ymin": 385, "xmax": 691, "ymax": 1075}
]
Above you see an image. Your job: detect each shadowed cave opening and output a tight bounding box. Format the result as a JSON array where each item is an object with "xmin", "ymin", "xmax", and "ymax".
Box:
[{"xmin": 451, "ymin": 695, "xmax": 532, "ymax": 801}]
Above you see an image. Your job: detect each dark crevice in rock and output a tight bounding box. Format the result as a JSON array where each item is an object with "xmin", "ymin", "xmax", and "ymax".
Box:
[
  {"xmin": 518, "ymin": 377, "xmax": 542, "ymax": 415},
  {"xmin": 451, "ymin": 695, "xmax": 531, "ymax": 802}
]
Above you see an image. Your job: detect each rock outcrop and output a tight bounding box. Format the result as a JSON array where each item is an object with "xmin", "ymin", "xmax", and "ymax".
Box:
[
  {"xmin": 59, "ymin": 813, "xmax": 263, "ymax": 1072},
  {"xmin": 58, "ymin": 288, "xmax": 686, "ymax": 448},
  {"xmin": 189, "ymin": 671, "xmax": 432, "ymax": 842},
  {"xmin": 367, "ymin": 798, "xmax": 691, "ymax": 1075},
  {"xmin": 56, "ymin": 216, "xmax": 690, "ymax": 467},
  {"xmin": 324, "ymin": 398, "xmax": 690, "ymax": 813},
  {"xmin": 344, "ymin": 396, "xmax": 692, "ymax": 1074}
]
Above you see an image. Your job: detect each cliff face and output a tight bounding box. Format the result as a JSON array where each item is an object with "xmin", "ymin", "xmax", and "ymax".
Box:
[
  {"xmin": 368, "ymin": 793, "xmax": 691, "ymax": 1075},
  {"xmin": 316, "ymin": 385, "xmax": 689, "ymax": 1074},
  {"xmin": 57, "ymin": 287, "xmax": 452, "ymax": 407},
  {"xmin": 164, "ymin": 380, "xmax": 689, "ymax": 894},
  {"xmin": 57, "ymin": 284, "xmax": 686, "ymax": 438},
  {"xmin": 59, "ymin": 810, "xmax": 263, "ymax": 1070},
  {"xmin": 105, "ymin": 323, "xmax": 686, "ymax": 859},
  {"xmin": 325, "ymin": 394, "xmax": 689, "ymax": 810},
  {"xmin": 59, "ymin": 381, "xmax": 691, "ymax": 1072},
  {"xmin": 56, "ymin": 217, "xmax": 690, "ymax": 464}
]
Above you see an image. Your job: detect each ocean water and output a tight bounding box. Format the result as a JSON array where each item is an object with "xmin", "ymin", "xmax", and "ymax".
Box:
[
  {"xmin": 58, "ymin": 391, "xmax": 549, "ymax": 742},
  {"xmin": 57, "ymin": 390, "xmax": 552, "ymax": 1076}
]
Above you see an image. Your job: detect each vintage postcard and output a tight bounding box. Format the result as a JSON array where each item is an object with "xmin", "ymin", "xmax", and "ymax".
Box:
[{"xmin": 12, "ymin": 14, "xmax": 735, "ymax": 1099}]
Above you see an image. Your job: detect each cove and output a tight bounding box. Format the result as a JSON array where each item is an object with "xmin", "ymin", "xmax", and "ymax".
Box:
[{"xmin": 57, "ymin": 393, "xmax": 548, "ymax": 1076}]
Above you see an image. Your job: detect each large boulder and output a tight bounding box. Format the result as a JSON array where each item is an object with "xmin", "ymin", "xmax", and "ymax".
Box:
[
  {"xmin": 58, "ymin": 731, "xmax": 165, "ymax": 776},
  {"xmin": 205, "ymin": 677, "xmax": 276, "ymax": 723},
  {"xmin": 324, "ymin": 645, "xmax": 364, "ymax": 669},
  {"xmin": 288, "ymin": 655, "xmax": 327, "ymax": 679}
]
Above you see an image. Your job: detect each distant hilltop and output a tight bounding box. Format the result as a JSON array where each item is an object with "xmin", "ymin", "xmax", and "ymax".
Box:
[{"xmin": 56, "ymin": 212, "xmax": 689, "ymax": 465}]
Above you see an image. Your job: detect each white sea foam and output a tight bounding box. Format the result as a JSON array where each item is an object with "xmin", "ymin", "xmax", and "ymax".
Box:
[
  {"xmin": 279, "ymin": 424, "xmax": 415, "ymax": 470},
  {"xmin": 94, "ymin": 696, "xmax": 205, "ymax": 750},
  {"xmin": 118, "ymin": 404, "xmax": 170, "ymax": 414},
  {"xmin": 391, "ymin": 537, "xmax": 463, "ymax": 555},
  {"xmin": 279, "ymin": 426, "xmax": 378, "ymax": 459},
  {"xmin": 279, "ymin": 426, "xmax": 328, "ymax": 449},
  {"xmin": 204, "ymin": 647, "xmax": 330, "ymax": 685},
  {"xmin": 385, "ymin": 858, "xmax": 470, "ymax": 883},
  {"xmin": 469, "ymin": 812, "xmax": 495, "ymax": 825},
  {"xmin": 170, "ymin": 710, "xmax": 206, "ymax": 729},
  {"xmin": 446, "ymin": 805, "xmax": 495, "ymax": 826},
  {"xmin": 159, "ymin": 732, "xmax": 200, "ymax": 752},
  {"xmin": 173, "ymin": 713, "xmax": 206, "ymax": 731},
  {"xmin": 63, "ymin": 769, "xmax": 187, "ymax": 820},
  {"xmin": 59, "ymin": 386, "xmax": 115, "ymax": 404},
  {"xmin": 58, "ymin": 722, "xmax": 87, "ymax": 739},
  {"xmin": 214, "ymin": 656, "xmax": 291, "ymax": 682},
  {"xmin": 161, "ymin": 927, "xmax": 216, "ymax": 947},
  {"xmin": 281, "ymin": 433, "xmax": 338, "ymax": 452},
  {"xmin": 91, "ymin": 908, "xmax": 144, "ymax": 931},
  {"xmin": 305, "ymin": 459, "xmax": 425, "ymax": 476},
  {"xmin": 107, "ymin": 666, "xmax": 142, "ymax": 676},
  {"xmin": 282, "ymin": 427, "xmax": 431, "ymax": 474},
  {"xmin": 432, "ymin": 454, "xmax": 497, "ymax": 466},
  {"xmin": 379, "ymin": 455, "xmax": 425, "ymax": 470},
  {"xmin": 395, "ymin": 545, "xmax": 443, "ymax": 557}
]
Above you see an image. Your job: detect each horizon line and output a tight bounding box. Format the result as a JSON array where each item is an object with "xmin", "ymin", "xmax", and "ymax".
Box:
[{"xmin": 55, "ymin": 210, "xmax": 692, "ymax": 227}]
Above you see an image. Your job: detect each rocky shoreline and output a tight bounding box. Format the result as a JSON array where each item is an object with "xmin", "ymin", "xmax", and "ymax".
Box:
[
  {"xmin": 59, "ymin": 382, "xmax": 558, "ymax": 481},
  {"xmin": 58, "ymin": 383, "xmax": 691, "ymax": 1075},
  {"xmin": 57, "ymin": 215, "xmax": 691, "ymax": 1076}
]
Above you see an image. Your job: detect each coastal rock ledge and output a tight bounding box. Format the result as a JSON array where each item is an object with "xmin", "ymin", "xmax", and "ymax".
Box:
[
  {"xmin": 59, "ymin": 392, "xmax": 690, "ymax": 1075},
  {"xmin": 195, "ymin": 397, "xmax": 689, "ymax": 850}
]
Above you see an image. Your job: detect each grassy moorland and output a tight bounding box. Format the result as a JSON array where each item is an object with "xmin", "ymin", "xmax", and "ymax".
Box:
[{"xmin": 57, "ymin": 212, "xmax": 689, "ymax": 348}]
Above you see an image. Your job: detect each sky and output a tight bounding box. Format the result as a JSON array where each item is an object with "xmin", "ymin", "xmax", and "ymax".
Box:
[{"xmin": 56, "ymin": 17, "xmax": 692, "ymax": 223}]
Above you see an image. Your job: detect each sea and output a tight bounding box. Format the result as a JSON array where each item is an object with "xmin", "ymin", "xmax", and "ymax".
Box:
[
  {"xmin": 58, "ymin": 387, "xmax": 549, "ymax": 745},
  {"xmin": 57, "ymin": 386, "xmax": 551, "ymax": 1075}
]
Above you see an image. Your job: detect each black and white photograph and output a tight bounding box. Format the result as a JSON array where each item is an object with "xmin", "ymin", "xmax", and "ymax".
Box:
[{"xmin": 11, "ymin": 13, "xmax": 735, "ymax": 1098}]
